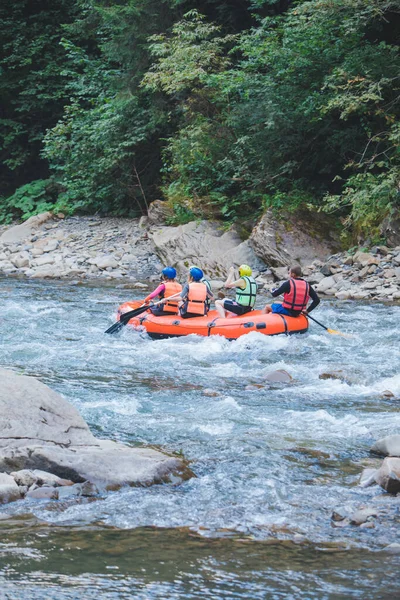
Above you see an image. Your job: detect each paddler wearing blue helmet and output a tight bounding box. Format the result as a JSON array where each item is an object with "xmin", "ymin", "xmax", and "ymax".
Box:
[
  {"xmin": 178, "ymin": 266, "xmax": 214, "ymax": 319},
  {"xmin": 145, "ymin": 266, "xmax": 182, "ymax": 315},
  {"xmin": 215, "ymin": 264, "xmax": 257, "ymax": 318}
]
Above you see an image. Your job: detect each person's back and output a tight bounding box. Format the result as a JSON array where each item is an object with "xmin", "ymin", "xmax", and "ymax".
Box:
[
  {"xmin": 145, "ymin": 266, "xmax": 182, "ymax": 315},
  {"xmin": 263, "ymin": 265, "xmax": 320, "ymax": 317},
  {"xmin": 179, "ymin": 267, "xmax": 211, "ymax": 319},
  {"xmin": 215, "ymin": 264, "xmax": 257, "ymax": 318}
]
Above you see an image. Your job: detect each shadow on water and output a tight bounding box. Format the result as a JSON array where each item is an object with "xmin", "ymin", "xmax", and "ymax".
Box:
[{"xmin": 1, "ymin": 522, "xmax": 400, "ymax": 599}]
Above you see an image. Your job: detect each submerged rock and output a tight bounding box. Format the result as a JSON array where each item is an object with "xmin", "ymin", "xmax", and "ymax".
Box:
[
  {"xmin": 371, "ymin": 434, "xmax": 400, "ymax": 457},
  {"xmin": 264, "ymin": 370, "xmax": 292, "ymax": 383},
  {"xmin": 374, "ymin": 457, "xmax": 400, "ymax": 494},
  {"xmin": 0, "ymin": 368, "xmax": 193, "ymax": 501}
]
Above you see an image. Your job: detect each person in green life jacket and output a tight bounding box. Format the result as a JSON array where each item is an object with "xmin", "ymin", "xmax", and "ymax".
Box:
[
  {"xmin": 262, "ymin": 265, "xmax": 320, "ymax": 316},
  {"xmin": 215, "ymin": 264, "xmax": 257, "ymax": 318}
]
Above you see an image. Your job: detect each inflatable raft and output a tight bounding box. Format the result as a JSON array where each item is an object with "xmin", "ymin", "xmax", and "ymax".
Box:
[{"xmin": 117, "ymin": 301, "xmax": 309, "ymax": 340}]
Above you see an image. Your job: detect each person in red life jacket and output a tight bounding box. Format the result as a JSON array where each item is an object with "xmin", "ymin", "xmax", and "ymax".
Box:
[
  {"xmin": 262, "ymin": 265, "xmax": 320, "ymax": 317},
  {"xmin": 144, "ymin": 266, "xmax": 182, "ymax": 316},
  {"xmin": 178, "ymin": 267, "xmax": 213, "ymax": 319}
]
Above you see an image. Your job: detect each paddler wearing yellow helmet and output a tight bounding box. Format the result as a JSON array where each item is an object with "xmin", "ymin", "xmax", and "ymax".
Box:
[{"xmin": 215, "ymin": 264, "xmax": 257, "ymax": 318}]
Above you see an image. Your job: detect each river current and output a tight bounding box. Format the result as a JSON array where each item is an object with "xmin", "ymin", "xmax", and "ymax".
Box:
[{"xmin": 0, "ymin": 278, "xmax": 399, "ymax": 598}]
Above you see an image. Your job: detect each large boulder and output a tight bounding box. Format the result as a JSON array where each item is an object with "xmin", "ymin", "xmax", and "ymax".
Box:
[
  {"xmin": 0, "ymin": 368, "xmax": 192, "ymax": 492},
  {"xmin": 0, "ymin": 473, "xmax": 21, "ymax": 504},
  {"xmin": 374, "ymin": 457, "xmax": 400, "ymax": 494},
  {"xmin": 149, "ymin": 220, "xmax": 265, "ymax": 277},
  {"xmin": 249, "ymin": 208, "xmax": 340, "ymax": 267},
  {"xmin": 371, "ymin": 435, "xmax": 400, "ymax": 457},
  {"xmin": 0, "ymin": 212, "xmax": 54, "ymax": 244}
]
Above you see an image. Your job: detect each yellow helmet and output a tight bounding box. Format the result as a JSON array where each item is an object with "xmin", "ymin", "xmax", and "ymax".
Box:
[{"xmin": 239, "ymin": 264, "xmax": 252, "ymax": 277}]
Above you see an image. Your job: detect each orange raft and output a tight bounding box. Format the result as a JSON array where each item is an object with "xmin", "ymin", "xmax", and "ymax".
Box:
[{"xmin": 117, "ymin": 301, "xmax": 309, "ymax": 340}]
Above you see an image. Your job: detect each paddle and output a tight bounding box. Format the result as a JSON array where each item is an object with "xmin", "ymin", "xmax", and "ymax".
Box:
[
  {"xmin": 105, "ymin": 293, "xmax": 182, "ymax": 335},
  {"xmin": 307, "ymin": 313, "xmax": 353, "ymax": 338}
]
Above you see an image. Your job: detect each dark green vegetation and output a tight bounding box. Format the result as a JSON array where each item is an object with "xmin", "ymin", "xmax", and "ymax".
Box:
[{"xmin": 1, "ymin": 1, "xmax": 399, "ymax": 241}]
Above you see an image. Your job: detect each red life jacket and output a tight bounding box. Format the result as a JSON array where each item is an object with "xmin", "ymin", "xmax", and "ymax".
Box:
[
  {"xmin": 161, "ymin": 281, "xmax": 182, "ymax": 313},
  {"xmin": 282, "ymin": 278, "xmax": 310, "ymax": 312},
  {"xmin": 183, "ymin": 282, "xmax": 208, "ymax": 316}
]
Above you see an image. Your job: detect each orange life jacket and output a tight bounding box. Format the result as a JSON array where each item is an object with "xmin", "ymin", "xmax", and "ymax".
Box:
[
  {"xmin": 161, "ymin": 281, "xmax": 183, "ymax": 313},
  {"xmin": 183, "ymin": 282, "xmax": 208, "ymax": 316},
  {"xmin": 282, "ymin": 278, "xmax": 310, "ymax": 312}
]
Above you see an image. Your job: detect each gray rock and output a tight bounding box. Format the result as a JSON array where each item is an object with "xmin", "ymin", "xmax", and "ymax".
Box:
[
  {"xmin": 264, "ymin": 370, "xmax": 292, "ymax": 383},
  {"xmin": 11, "ymin": 469, "xmax": 37, "ymax": 487},
  {"xmin": 0, "ymin": 368, "xmax": 192, "ymax": 492},
  {"xmin": 374, "ymin": 457, "xmax": 400, "ymax": 494},
  {"xmin": 11, "ymin": 251, "xmax": 30, "ymax": 268},
  {"xmin": 0, "ymin": 212, "xmax": 53, "ymax": 244},
  {"xmin": 350, "ymin": 508, "xmax": 378, "ymax": 525},
  {"xmin": 249, "ymin": 208, "xmax": 339, "ymax": 267},
  {"xmin": 147, "ymin": 199, "xmax": 174, "ymax": 225},
  {"xmin": 359, "ymin": 468, "xmax": 378, "ymax": 488},
  {"xmin": 0, "ymin": 473, "xmax": 21, "ymax": 504},
  {"xmin": 80, "ymin": 480, "xmax": 99, "ymax": 496},
  {"xmin": 314, "ymin": 275, "xmax": 337, "ymax": 294},
  {"xmin": 384, "ymin": 543, "xmax": 400, "ymax": 554},
  {"xmin": 26, "ymin": 486, "xmax": 59, "ymax": 500},
  {"xmin": 43, "ymin": 239, "xmax": 59, "ymax": 252},
  {"xmin": 0, "ymin": 367, "xmax": 98, "ymax": 449},
  {"xmin": 32, "ymin": 469, "xmax": 74, "ymax": 487},
  {"xmin": 371, "ymin": 434, "xmax": 400, "ymax": 457}
]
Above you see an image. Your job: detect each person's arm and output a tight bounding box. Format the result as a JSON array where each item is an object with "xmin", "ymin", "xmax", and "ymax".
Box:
[
  {"xmin": 178, "ymin": 283, "xmax": 189, "ymax": 302},
  {"xmin": 304, "ymin": 285, "xmax": 320, "ymax": 314},
  {"xmin": 270, "ymin": 281, "xmax": 290, "ymax": 298},
  {"xmin": 145, "ymin": 283, "xmax": 165, "ymax": 302}
]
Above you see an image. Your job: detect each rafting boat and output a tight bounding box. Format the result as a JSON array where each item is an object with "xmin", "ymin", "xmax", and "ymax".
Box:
[{"xmin": 117, "ymin": 301, "xmax": 309, "ymax": 340}]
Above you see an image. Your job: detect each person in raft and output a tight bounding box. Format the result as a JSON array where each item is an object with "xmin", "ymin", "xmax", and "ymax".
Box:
[
  {"xmin": 144, "ymin": 266, "xmax": 182, "ymax": 316},
  {"xmin": 189, "ymin": 264, "xmax": 214, "ymax": 310},
  {"xmin": 178, "ymin": 267, "xmax": 213, "ymax": 319},
  {"xmin": 262, "ymin": 265, "xmax": 320, "ymax": 317},
  {"xmin": 215, "ymin": 264, "xmax": 257, "ymax": 318}
]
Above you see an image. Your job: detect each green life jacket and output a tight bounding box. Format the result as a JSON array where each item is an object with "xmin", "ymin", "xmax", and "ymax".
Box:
[{"xmin": 235, "ymin": 276, "xmax": 257, "ymax": 308}]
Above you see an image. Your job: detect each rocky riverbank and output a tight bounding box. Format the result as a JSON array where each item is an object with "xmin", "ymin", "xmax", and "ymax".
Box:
[
  {"xmin": 0, "ymin": 368, "xmax": 193, "ymax": 506},
  {"xmin": 0, "ymin": 208, "xmax": 399, "ymax": 302}
]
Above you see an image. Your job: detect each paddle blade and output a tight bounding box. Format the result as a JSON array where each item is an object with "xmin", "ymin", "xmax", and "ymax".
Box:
[
  {"xmin": 326, "ymin": 328, "xmax": 354, "ymax": 338},
  {"xmin": 105, "ymin": 304, "xmax": 149, "ymax": 334}
]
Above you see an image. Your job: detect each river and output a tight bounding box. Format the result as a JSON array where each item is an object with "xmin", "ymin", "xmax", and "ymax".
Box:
[{"xmin": 0, "ymin": 278, "xmax": 399, "ymax": 598}]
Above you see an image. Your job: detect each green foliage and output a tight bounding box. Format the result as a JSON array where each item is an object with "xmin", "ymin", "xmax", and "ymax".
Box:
[
  {"xmin": 1, "ymin": 0, "xmax": 399, "ymax": 242},
  {"xmin": 0, "ymin": 179, "xmax": 60, "ymax": 223}
]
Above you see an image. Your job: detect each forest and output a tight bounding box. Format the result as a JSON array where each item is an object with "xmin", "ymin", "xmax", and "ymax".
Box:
[{"xmin": 0, "ymin": 0, "xmax": 399, "ymax": 243}]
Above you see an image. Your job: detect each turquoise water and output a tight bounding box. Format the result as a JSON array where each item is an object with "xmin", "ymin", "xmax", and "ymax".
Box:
[{"xmin": 0, "ymin": 278, "xmax": 399, "ymax": 597}]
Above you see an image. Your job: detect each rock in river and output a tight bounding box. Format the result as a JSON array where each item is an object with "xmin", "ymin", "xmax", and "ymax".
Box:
[
  {"xmin": 371, "ymin": 434, "xmax": 400, "ymax": 457},
  {"xmin": 374, "ymin": 457, "xmax": 400, "ymax": 494},
  {"xmin": 0, "ymin": 368, "xmax": 193, "ymax": 496}
]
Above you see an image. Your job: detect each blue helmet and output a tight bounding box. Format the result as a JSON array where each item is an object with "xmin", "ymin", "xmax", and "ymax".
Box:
[
  {"xmin": 162, "ymin": 266, "xmax": 177, "ymax": 280},
  {"xmin": 189, "ymin": 267, "xmax": 203, "ymax": 282}
]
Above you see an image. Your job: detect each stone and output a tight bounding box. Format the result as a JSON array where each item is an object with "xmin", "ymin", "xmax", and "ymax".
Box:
[
  {"xmin": 343, "ymin": 255, "xmax": 353, "ymax": 265},
  {"xmin": 353, "ymin": 251, "xmax": 375, "ymax": 266},
  {"xmin": 0, "ymin": 212, "xmax": 53, "ymax": 244},
  {"xmin": 307, "ymin": 271, "xmax": 325, "ymax": 285},
  {"xmin": 147, "ymin": 200, "xmax": 174, "ymax": 225},
  {"xmin": 384, "ymin": 543, "xmax": 400, "ymax": 554},
  {"xmin": 331, "ymin": 506, "xmax": 350, "ymax": 521},
  {"xmin": 11, "ymin": 469, "xmax": 37, "ymax": 487},
  {"xmin": 31, "ymin": 248, "xmax": 44, "ymax": 257},
  {"xmin": 249, "ymin": 208, "xmax": 339, "ymax": 267},
  {"xmin": 0, "ymin": 368, "xmax": 192, "ymax": 491},
  {"xmin": 350, "ymin": 508, "xmax": 378, "ymax": 525},
  {"xmin": 335, "ymin": 291, "xmax": 351, "ymax": 300},
  {"xmin": 380, "ymin": 390, "xmax": 395, "ymax": 399},
  {"xmin": 362, "ymin": 280, "xmax": 379, "ymax": 290},
  {"xmin": 131, "ymin": 282, "xmax": 148, "ymax": 289},
  {"xmin": 43, "ymin": 239, "xmax": 59, "ymax": 252},
  {"xmin": 26, "ymin": 486, "xmax": 59, "ymax": 500},
  {"xmin": 0, "ymin": 473, "xmax": 21, "ymax": 504},
  {"xmin": 150, "ymin": 220, "xmax": 264, "ymax": 278},
  {"xmin": 371, "ymin": 435, "xmax": 400, "ymax": 457},
  {"xmin": 314, "ymin": 275, "xmax": 337, "ymax": 294},
  {"xmin": 359, "ymin": 468, "xmax": 378, "ymax": 488},
  {"xmin": 80, "ymin": 480, "xmax": 99, "ymax": 496},
  {"xmin": 94, "ymin": 255, "xmax": 119, "ymax": 270},
  {"xmin": 10, "ymin": 251, "xmax": 30, "ymax": 268},
  {"xmin": 264, "ymin": 370, "xmax": 292, "ymax": 383},
  {"xmin": 374, "ymin": 457, "xmax": 400, "ymax": 494},
  {"xmin": 380, "ymin": 210, "xmax": 400, "ymax": 247},
  {"xmin": 34, "ymin": 255, "xmax": 55, "ymax": 267},
  {"xmin": 31, "ymin": 470, "xmax": 74, "ymax": 487}
]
